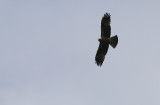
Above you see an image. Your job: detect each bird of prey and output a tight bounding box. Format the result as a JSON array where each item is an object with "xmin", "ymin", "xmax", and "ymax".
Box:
[{"xmin": 95, "ymin": 13, "xmax": 118, "ymax": 66}]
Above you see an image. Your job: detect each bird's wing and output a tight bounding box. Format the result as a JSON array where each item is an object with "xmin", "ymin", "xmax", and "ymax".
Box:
[
  {"xmin": 95, "ymin": 43, "xmax": 109, "ymax": 66},
  {"xmin": 101, "ymin": 13, "xmax": 111, "ymax": 38}
]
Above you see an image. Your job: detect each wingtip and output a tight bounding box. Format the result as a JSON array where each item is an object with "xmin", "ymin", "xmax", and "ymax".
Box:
[
  {"xmin": 104, "ymin": 12, "xmax": 111, "ymax": 17},
  {"xmin": 95, "ymin": 61, "xmax": 103, "ymax": 67},
  {"xmin": 95, "ymin": 54, "xmax": 105, "ymax": 67}
]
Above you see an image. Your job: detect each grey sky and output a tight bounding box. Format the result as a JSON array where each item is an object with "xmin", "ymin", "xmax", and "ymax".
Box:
[{"xmin": 1, "ymin": 0, "xmax": 160, "ymax": 105}]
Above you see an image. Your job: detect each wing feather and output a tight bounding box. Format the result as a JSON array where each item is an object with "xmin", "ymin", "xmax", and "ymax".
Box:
[
  {"xmin": 101, "ymin": 13, "xmax": 111, "ymax": 38},
  {"xmin": 95, "ymin": 43, "xmax": 109, "ymax": 66}
]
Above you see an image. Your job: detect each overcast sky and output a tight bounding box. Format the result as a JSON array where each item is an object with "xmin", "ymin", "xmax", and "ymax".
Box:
[{"xmin": 1, "ymin": 0, "xmax": 160, "ymax": 105}]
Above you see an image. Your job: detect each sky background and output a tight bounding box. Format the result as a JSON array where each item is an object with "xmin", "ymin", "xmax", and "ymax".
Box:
[{"xmin": 1, "ymin": 0, "xmax": 160, "ymax": 105}]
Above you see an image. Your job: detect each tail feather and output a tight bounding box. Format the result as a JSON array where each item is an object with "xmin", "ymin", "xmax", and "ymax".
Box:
[{"xmin": 109, "ymin": 35, "xmax": 118, "ymax": 48}]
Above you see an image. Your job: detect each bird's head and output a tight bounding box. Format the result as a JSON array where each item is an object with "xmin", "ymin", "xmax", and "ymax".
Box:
[{"xmin": 98, "ymin": 38, "xmax": 102, "ymax": 42}]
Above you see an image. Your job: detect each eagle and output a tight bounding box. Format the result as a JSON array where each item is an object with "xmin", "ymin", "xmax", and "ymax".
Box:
[{"xmin": 95, "ymin": 13, "xmax": 118, "ymax": 66}]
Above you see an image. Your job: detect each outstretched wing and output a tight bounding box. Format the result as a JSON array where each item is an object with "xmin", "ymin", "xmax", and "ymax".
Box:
[
  {"xmin": 101, "ymin": 13, "xmax": 111, "ymax": 38},
  {"xmin": 95, "ymin": 13, "xmax": 111, "ymax": 66},
  {"xmin": 95, "ymin": 42, "xmax": 109, "ymax": 66}
]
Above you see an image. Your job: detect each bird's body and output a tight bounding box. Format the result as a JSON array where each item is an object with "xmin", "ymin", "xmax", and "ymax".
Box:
[{"xmin": 95, "ymin": 13, "xmax": 118, "ymax": 66}]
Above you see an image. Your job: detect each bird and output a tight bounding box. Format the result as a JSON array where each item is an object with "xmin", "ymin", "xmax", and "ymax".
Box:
[{"xmin": 95, "ymin": 13, "xmax": 118, "ymax": 66}]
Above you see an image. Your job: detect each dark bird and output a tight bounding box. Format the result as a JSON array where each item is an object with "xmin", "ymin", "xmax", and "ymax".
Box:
[{"xmin": 95, "ymin": 13, "xmax": 118, "ymax": 66}]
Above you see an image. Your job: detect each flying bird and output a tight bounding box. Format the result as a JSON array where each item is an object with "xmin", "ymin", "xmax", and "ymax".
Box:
[{"xmin": 95, "ymin": 13, "xmax": 118, "ymax": 66}]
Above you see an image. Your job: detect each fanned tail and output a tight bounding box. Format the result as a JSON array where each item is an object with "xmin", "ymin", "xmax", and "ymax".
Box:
[{"xmin": 109, "ymin": 35, "xmax": 118, "ymax": 48}]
